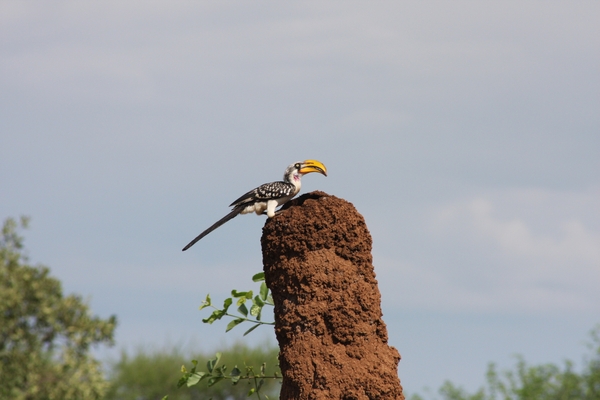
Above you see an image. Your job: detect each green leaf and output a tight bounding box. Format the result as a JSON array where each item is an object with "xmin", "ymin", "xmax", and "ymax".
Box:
[
  {"xmin": 253, "ymin": 294, "xmax": 265, "ymax": 308},
  {"xmin": 207, "ymin": 353, "xmax": 221, "ymax": 373},
  {"xmin": 243, "ymin": 324, "xmax": 261, "ymax": 336},
  {"xmin": 213, "ymin": 365, "xmax": 226, "ymax": 376},
  {"xmin": 257, "ymin": 378, "xmax": 265, "ymax": 392},
  {"xmin": 226, "ymin": 318, "xmax": 245, "ymax": 332},
  {"xmin": 230, "ymin": 366, "xmax": 241, "ymax": 384},
  {"xmin": 238, "ymin": 303, "xmax": 249, "ymax": 317},
  {"xmin": 252, "ymin": 272, "xmax": 265, "ymax": 282},
  {"xmin": 260, "ymin": 282, "xmax": 268, "ymax": 300},
  {"xmin": 207, "ymin": 376, "xmax": 224, "ymax": 387},
  {"xmin": 202, "ymin": 309, "xmax": 225, "ymax": 324},
  {"xmin": 248, "ymin": 387, "xmax": 256, "ymax": 396},
  {"xmin": 250, "ymin": 304, "xmax": 262, "ymax": 319},
  {"xmin": 231, "ymin": 290, "xmax": 247, "ymax": 298},
  {"xmin": 236, "ymin": 296, "xmax": 247, "ymax": 307},
  {"xmin": 199, "ymin": 294, "xmax": 211, "ymax": 310},
  {"xmin": 223, "ymin": 297, "xmax": 232, "ymax": 311},
  {"xmin": 186, "ymin": 372, "xmax": 206, "ymax": 387}
]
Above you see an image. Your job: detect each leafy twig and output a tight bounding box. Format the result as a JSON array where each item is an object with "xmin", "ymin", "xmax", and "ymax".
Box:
[
  {"xmin": 199, "ymin": 272, "xmax": 275, "ymax": 336},
  {"xmin": 178, "ymin": 353, "xmax": 280, "ymax": 399}
]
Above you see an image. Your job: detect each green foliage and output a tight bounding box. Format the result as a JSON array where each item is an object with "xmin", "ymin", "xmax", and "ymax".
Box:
[
  {"xmin": 410, "ymin": 325, "xmax": 600, "ymax": 400},
  {"xmin": 0, "ymin": 216, "xmax": 117, "ymax": 400},
  {"xmin": 105, "ymin": 342, "xmax": 280, "ymax": 400},
  {"xmin": 178, "ymin": 351, "xmax": 280, "ymax": 399},
  {"xmin": 200, "ymin": 272, "xmax": 275, "ymax": 336},
  {"xmin": 173, "ymin": 272, "xmax": 281, "ymax": 399}
]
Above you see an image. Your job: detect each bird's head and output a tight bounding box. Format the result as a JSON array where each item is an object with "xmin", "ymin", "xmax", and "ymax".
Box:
[{"xmin": 284, "ymin": 160, "xmax": 327, "ymax": 182}]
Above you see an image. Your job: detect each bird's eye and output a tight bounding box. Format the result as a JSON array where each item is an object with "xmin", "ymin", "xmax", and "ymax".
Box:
[{"xmin": 295, "ymin": 163, "xmax": 301, "ymax": 169}]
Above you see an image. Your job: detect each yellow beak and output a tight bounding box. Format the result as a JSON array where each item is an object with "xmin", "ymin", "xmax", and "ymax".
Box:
[{"xmin": 299, "ymin": 159, "xmax": 327, "ymax": 176}]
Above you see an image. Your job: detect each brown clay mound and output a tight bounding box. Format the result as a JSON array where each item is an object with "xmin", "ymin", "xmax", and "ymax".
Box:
[{"xmin": 261, "ymin": 191, "xmax": 404, "ymax": 400}]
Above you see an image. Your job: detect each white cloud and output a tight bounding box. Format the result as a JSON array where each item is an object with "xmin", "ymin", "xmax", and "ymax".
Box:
[
  {"xmin": 378, "ymin": 187, "xmax": 600, "ymax": 315},
  {"xmin": 459, "ymin": 197, "xmax": 600, "ymax": 264}
]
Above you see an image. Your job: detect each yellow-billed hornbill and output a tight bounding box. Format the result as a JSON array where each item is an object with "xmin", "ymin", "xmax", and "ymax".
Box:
[{"xmin": 182, "ymin": 159, "xmax": 327, "ymax": 251}]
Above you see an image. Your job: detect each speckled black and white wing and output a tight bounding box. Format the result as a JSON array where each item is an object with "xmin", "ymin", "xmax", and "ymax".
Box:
[{"xmin": 229, "ymin": 181, "xmax": 297, "ymax": 207}]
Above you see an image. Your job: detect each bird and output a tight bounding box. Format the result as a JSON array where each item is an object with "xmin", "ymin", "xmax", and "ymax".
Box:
[{"xmin": 182, "ymin": 159, "xmax": 327, "ymax": 251}]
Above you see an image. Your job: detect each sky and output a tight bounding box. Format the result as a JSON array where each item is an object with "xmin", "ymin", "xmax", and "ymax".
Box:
[{"xmin": 1, "ymin": 1, "xmax": 599, "ymax": 396}]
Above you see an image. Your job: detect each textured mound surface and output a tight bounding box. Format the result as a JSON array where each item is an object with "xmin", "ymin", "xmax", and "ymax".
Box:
[{"xmin": 261, "ymin": 191, "xmax": 404, "ymax": 400}]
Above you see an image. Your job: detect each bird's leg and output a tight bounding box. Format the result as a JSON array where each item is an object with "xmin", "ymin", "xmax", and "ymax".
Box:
[
  {"xmin": 265, "ymin": 199, "xmax": 278, "ymax": 218},
  {"xmin": 261, "ymin": 209, "xmax": 285, "ymax": 216}
]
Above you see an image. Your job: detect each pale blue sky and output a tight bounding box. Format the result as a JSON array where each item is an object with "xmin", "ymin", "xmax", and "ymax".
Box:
[{"xmin": 1, "ymin": 1, "xmax": 599, "ymax": 395}]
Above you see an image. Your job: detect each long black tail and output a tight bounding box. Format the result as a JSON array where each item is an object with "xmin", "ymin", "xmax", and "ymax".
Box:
[{"xmin": 182, "ymin": 206, "xmax": 243, "ymax": 251}]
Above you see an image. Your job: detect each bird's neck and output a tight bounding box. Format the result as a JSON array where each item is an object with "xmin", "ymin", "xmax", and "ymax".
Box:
[
  {"xmin": 285, "ymin": 172, "xmax": 302, "ymax": 193},
  {"xmin": 285, "ymin": 171, "xmax": 300, "ymax": 183}
]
